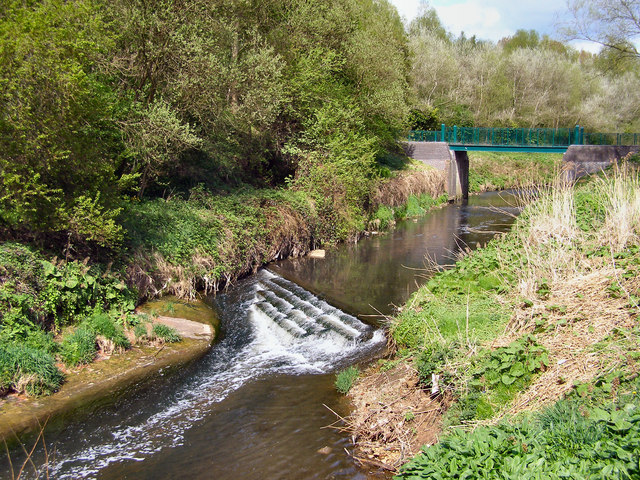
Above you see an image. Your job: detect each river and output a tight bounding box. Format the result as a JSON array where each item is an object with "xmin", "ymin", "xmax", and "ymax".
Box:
[{"xmin": 2, "ymin": 190, "xmax": 523, "ymax": 479}]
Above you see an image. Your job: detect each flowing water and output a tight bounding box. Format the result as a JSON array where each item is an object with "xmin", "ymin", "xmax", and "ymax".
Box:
[{"xmin": 2, "ymin": 191, "xmax": 523, "ymax": 479}]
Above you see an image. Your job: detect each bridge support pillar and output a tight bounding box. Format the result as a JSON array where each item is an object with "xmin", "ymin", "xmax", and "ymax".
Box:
[{"xmin": 447, "ymin": 150, "xmax": 469, "ymax": 200}]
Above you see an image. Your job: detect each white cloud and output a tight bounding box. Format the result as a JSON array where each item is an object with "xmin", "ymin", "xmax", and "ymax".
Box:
[
  {"xmin": 569, "ymin": 40, "xmax": 603, "ymax": 54},
  {"xmin": 436, "ymin": 1, "xmax": 511, "ymax": 41},
  {"xmin": 389, "ymin": 0, "xmax": 569, "ymax": 43},
  {"xmin": 390, "ymin": 0, "xmax": 422, "ymax": 23}
]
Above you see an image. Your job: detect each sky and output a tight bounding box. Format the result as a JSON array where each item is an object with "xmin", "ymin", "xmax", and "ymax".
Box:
[{"xmin": 389, "ymin": 0, "xmax": 601, "ymax": 53}]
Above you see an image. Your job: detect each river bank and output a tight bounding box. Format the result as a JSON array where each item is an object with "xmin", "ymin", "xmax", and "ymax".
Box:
[
  {"xmin": 345, "ymin": 162, "xmax": 640, "ymax": 477},
  {"xmin": 0, "ymin": 304, "xmax": 215, "ymax": 445},
  {"xmin": 0, "ymin": 153, "xmax": 561, "ymax": 473}
]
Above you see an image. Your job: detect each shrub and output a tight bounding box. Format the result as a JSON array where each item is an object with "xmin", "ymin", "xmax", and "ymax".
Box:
[
  {"xmin": 151, "ymin": 324, "xmax": 181, "ymax": 343},
  {"xmin": 371, "ymin": 205, "xmax": 395, "ymax": 230},
  {"xmin": 59, "ymin": 327, "xmax": 96, "ymax": 367},
  {"xmin": 84, "ymin": 312, "xmax": 130, "ymax": 350},
  {"xmin": 0, "ymin": 242, "xmax": 137, "ymax": 333},
  {"xmin": 0, "ymin": 343, "xmax": 64, "ymax": 396},
  {"xmin": 134, "ymin": 323, "xmax": 148, "ymax": 340},
  {"xmin": 416, "ymin": 343, "xmax": 451, "ymax": 389},
  {"xmin": 335, "ymin": 366, "xmax": 359, "ymax": 394}
]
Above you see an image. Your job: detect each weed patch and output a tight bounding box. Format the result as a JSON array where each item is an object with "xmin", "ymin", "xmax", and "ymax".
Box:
[
  {"xmin": 151, "ymin": 324, "xmax": 181, "ymax": 343},
  {"xmin": 0, "ymin": 343, "xmax": 64, "ymax": 396},
  {"xmin": 59, "ymin": 327, "xmax": 96, "ymax": 367},
  {"xmin": 335, "ymin": 366, "xmax": 359, "ymax": 394},
  {"xmin": 397, "ymin": 386, "xmax": 640, "ymax": 480}
]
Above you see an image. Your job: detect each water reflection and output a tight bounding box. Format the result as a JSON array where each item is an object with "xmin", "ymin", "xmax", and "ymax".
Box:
[{"xmin": 271, "ymin": 190, "xmax": 522, "ymax": 318}]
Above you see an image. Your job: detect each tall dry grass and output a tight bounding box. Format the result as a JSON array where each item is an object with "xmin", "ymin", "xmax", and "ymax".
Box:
[
  {"xmin": 371, "ymin": 169, "xmax": 445, "ymax": 209},
  {"xmin": 502, "ymin": 165, "xmax": 640, "ymax": 300},
  {"xmin": 495, "ymin": 163, "xmax": 640, "ymax": 414},
  {"xmin": 598, "ymin": 167, "xmax": 640, "ymax": 252}
]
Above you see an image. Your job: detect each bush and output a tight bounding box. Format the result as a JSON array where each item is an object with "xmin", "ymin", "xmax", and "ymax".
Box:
[
  {"xmin": 416, "ymin": 343, "xmax": 451, "ymax": 388},
  {"xmin": 335, "ymin": 366, "xmax": 359, "ymax": 394},
  {"xmin": 151, "ymin": 324, "xmax": 181, "ymax": 343},
  {"xmin": 59, "ymin": 327, "xmax": 96, "ymax": 367},
  {"xmin": 0, "ymin": 242, "xmax": 137, "ymax": 333},
  {"xmin": 0, "ymin": 343, "xmax": 64, "ymax": 396},
  {"xmin": 84, "ymin": 312, "xmax": 130, "ymax": 350},
  {"xmin": 371, "ymin": 205, "xmax": 395, "ymax": 230},
  {"xmin": 134, "ymin": 323, "xmax": 148, "ymax": 340}
]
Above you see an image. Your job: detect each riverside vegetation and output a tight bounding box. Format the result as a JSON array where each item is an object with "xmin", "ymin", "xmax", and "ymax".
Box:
[
  {"xmin": 343, "ymin": 160, "xmax": 640, "ymax": 478},
  {"xmin": 0, "ymin": 0, "xmax": 634, "ymax": 406},
  {"xmin": 0, "ymin": 0, "xmax": 448, "ymax": 400}
]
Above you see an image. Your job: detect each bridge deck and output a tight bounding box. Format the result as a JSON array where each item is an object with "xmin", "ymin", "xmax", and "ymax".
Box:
[
  {"xmin": 449, "ymin": 144, "xmax": 569, "ymax": 153},
  {"xmin": 409, "ymin": 125, "xmax": 640, "ymax": 152}
]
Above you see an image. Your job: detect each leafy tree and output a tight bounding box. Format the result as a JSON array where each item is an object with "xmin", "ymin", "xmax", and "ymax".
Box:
[
  {"xmin": 0, "ymin": 0, "xmax": 126, "ymax": 248},
  {"xmin": 500, "ymin": 29, "xmax": 540, "ymax": 53},
  {"xmin": 407, "ymin": 4, "xmax": 450, "ymax": 41}
]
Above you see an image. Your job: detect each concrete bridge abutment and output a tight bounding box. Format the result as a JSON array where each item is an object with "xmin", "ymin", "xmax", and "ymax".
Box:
[
  {"xmin": 562, "ymin": 145, "xmax": 640, "ymax": 182},
  {"xmin": 446, "ymin": 150, "xmax": 469, "ymax": 201},
  {"xmin": 402, "ymin": 141, "xmax": 468, "ymax": 200}
]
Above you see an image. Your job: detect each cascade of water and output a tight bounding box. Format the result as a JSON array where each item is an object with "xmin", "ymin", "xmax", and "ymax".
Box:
[{"xmin": 40, "ymin": 270, "xmax": 384, "ymax": 480}]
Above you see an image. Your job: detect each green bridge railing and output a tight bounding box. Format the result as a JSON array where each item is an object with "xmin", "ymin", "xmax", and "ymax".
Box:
[{"xmin": 408, "ymin": 125, "xmax": 640, "ymax": 151}]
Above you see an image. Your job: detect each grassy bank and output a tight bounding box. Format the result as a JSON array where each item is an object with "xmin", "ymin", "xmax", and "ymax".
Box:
[
  {"xmin": 468, "ymin": 151, "xmax": 562, "ymax": 192},
  {"xmin": 122, "ymin": 166, "xmax": 446, "ymax": 300},
  {"xmin": 0, "ymin": 242, "xmax": 186, "ymax": 398},
  {"xmin": 348, "ymin": 162, "xmax": 640, "ymax": 474},
  {"xmin": 0, "ymin": 165, "xmax": 445, "ymax": 399}
]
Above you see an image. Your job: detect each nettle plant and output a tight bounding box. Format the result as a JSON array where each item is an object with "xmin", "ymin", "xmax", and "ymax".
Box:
[{"xmin": 449, "ymin": 335, "xmax": 549, "ymax": 423}]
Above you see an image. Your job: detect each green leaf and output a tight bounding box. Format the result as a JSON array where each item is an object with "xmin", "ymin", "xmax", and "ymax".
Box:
[
  {"xmin": 502, "ymin": 374, "xmax": 516, "ymax": 385},
  {"xmin": 509, "ymin": 362, "xmax": 526, "ymax": 378},
  {"xmin": 590, "ymin": 408, "xmax": 611, "ymax": 422},
  {"xmin": 65, "ymin": 278, "xmax": 78, "ymax": 289},
  {"xmin": 41, "ymin": 260, "xmax": 56, "ymax": 276}
]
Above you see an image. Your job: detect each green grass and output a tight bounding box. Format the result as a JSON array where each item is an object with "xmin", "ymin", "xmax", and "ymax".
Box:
[
  {"xmin": 0, "ymin": 343, "xmax": 64, "ymax": 396},
  {"xmin": 151, "ymin": 324, "xmax": 181, "ymax": 343},
  {"xmin": 335, "ymin": 366, "xmax": 360, "ymax": 394},
  {"xmin": 391, "ymin": 239, "xmax": 515, "ymax": 351},
  {"xmin": 84, "ymin": 312, "xmax": 130, "ymax": 350},
  {"xmin": 59, "ymin": 327, "xmax": 96, "ymax": 367},
  {"xmin": 371, "ymin": 205, "xmax": 395, "ymax": 229},
  {"xmin": 468, "ymin": 151, "xmax": 562, "ymax": 192},
  {"xmin": 134, "ymin": 323, "xmax": 148, "ymax": 340}
]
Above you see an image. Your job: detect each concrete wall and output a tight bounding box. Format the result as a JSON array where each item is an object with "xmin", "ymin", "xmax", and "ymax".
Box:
[
  {"xmin": 562, "ymin": 145, "xmax": 640, "ymax": 181},
  {"xmin": 402, "ymin": 141, "xmax": 463, "ymax": 199},
  {"xmin": 402, "ymin": 141, "xmax": 450, "ymax": 171}
]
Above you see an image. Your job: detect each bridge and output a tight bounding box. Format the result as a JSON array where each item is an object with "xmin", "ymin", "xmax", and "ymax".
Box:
[
  {"xmin": 405, "ymin": 124, "xmax": 640, "ymax": 199},
  {"xmin": 408, "ymin": 125, "xmax": 640, "ymax": 153}
]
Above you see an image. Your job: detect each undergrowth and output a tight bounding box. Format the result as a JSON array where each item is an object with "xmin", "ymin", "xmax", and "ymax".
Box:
[
  {"xmin": 124, "ymin": 169, "xmax": 446, "ymax": 300},
  {"xmin": 335, "ymin": 366, "xmax": 360, "ymax": 394},
  {"xmin": 0, "ymin": 243, "xmax": 138, "ymax": 396},
  {"xmin": 397, "ymin": 373, "xmax": 640, "ymax": 480},
  {"xmin": 389, "ymin": 162, "xmax": 640, "ymax": 476}
]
